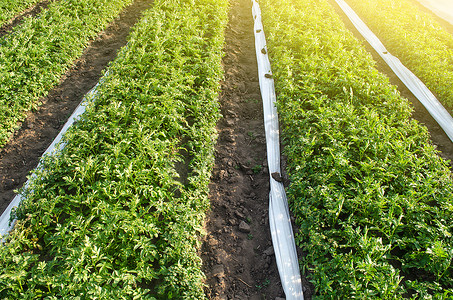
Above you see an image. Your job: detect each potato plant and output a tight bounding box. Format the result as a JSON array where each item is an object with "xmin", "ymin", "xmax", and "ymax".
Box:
[
  {"xmin": 346, "ymin": 0, "xmax": 453, "ymax": 109},
  {"xmin": 0, "ymin": 0, "xmax": 228, "ymax": 298},
  {"xmin": 261, "ymin": 0, "xmax": 453, "ymax": 298},
  {"xmin": 0, "ymin": 0, "xmax": 135, "ymax": 148}
]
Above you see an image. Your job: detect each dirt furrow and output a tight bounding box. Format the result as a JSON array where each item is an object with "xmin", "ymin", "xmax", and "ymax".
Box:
[
  {"xmin": 0, "ymin": 0, "xmax": 154, "ymax": 215},
  {"xmin": 202, "ymin": 0, "xmax": 288, "ymax": 299}
]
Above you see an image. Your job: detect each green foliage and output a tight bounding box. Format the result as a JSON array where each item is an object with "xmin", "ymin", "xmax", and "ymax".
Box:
[
  {"xmin": 347, "ymin": 0, "xmax": 453, "ymax": 109},
  {"xmin": 256, "ymin": 278, "xmax": 270, "ymax": 290},
  {"xmin": 261, "ymin": 0, "xmax": 453, "ymax": 298},
  {"xmin": 252, "ymin": 164, "xmax": 262, "ymax": 174},
  {"xmin": 0, "ymin": 0, "xmax": 135, "ymax": 148},
  {"xmin": 0, "ymin": 0, "xmax": 228, "ymax": 298},
  {"xmin": 0, "ymin": 0, "xmax": 42, "ymax": 27}
]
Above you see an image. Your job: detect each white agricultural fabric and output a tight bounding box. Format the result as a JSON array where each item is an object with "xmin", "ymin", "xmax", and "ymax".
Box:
[
  {"xmin": 415, "ymin": 0, "xmax": 453, "ymax": 26},
  {"xmin": 0, "ymin": 84, "xmax": 98, "ymax": 238},
  {"xmin": 251, "ymin": 1, "xmax": 304, "ymax": 298},
  {"xmin": 337, "ymin": 0, "xmax": 453, "ymax": 143}
]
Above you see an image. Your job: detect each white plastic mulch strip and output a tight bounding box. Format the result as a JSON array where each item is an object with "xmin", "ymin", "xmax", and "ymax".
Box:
[
  {"xmin": 336, "ymin": 0, "xmax": 453, "ymax": 143},
  {"xmin": 415, "ymin": 0, "xmax": 453, "ymax": 26},
  {"xmin": 251, "ymin": 0, "xmax": 304, "ymax": 299},
  {"xmin": 0, "ymin": 83, "xmax": 99, "ymax": 238}
]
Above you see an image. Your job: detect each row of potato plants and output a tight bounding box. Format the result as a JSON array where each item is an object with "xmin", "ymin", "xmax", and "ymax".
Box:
[
  {"xmin": 261, "ymin": 0, "xmax": 453, "ymax": 298},
  {"xmin": 0, "ymin": 0, "xmax": 228, "ymax": 298},
  {"xmin": 0, "ymin": 0, "xmax": 42, "ymax": 27},
  {"xmin": 346, "ymin": 0, "xmax": 453, "ymax": 109},
  {"xmin": 0, "ymin": 0, "xmax": 135, "ymax": 148}
]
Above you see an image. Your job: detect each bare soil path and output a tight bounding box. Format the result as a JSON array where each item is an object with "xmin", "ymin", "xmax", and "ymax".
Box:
[
  {"xmin": 0, "ymin": 0, "xmax": 154, "ymax": 215},
  {"xmin": 202, "ymin": 0, "xmax": 293, "ymax": 299}
]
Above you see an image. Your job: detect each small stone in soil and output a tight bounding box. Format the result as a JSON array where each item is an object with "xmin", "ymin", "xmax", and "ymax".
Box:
[
  {"xmin": 264, "ymin": 246, "xmax": 275, "ymax": 256},
  {"xmin": 224, "ymin": 134, "xmax": 235, "ymax": 143},
  {"xmin": 238, "ymin": 221, "xmax": 251, "ymax": 233},
  {"xmin": 225, "ymin": 119, "xmax": 235, "ymax": 127},
  {"xmin": 208, "ymin": 238, "xmax": 219, "ymax": 247},
  {"xmin": 235, "ymin": 210, "xmax": 246, "ymax": 220},
  {"xmin": 226, "ymin": 109, "xmax": 237, "ymax": 117},
  {"xmin": 212, "ymin": 264, "xmax": 225, "ymax": 278},
  {"xmin": 216, "ymin": 170, "xmax": 223, "ymax": 179},
  {"xmin": 3, "ymin": 178, "xmax": 16, "ymax": 189}
]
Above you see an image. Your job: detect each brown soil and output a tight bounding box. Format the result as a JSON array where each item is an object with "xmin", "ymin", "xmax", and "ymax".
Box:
[
  {"xmin": 0, "ymin": 0, "xmax": 52, "ymax": 38},
  {"xmin": 329, "ymin": 0, "xmax": 453, "ymax": 167},
  {"xmin": 0, "ymin": 0, "xmax": 154, "ymax": 215},
  {"xmin": 202, "ymin": 0, "xmax": 311, "ymax": 299}
]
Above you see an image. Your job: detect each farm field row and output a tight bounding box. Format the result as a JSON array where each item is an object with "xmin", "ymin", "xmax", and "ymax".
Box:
[
  {"xmin": 329, "ymin": 0, "xmax": 453, "ymax": 168},
  {"xmin": 346, "ymin": 0, "xmax": 453, "ymax": 110},
  {"xmin": 414, "ymin": 0, "xmax": 453, "ymax": 26},
  {"xmin": 0, "ymin": 0, "xmax": 134, "ymax": 148},
  {"xmin": 0, "ymin": 0, "xmax": 154, "ymax": 218},
  {"xmin": 261, "ymin": 0, "xmax": 453, "ymax": 298},
  {"xmin": 0, "ymin": 0, "xmax": 42, "ymax": 27},
  {"xmin": 1, "ymin": 0, "xmax": 453, "ymax": 298},
  {"xmin": 201, "ymin": 0, "xmax": 287, "ymax": 297},
  {"xmin": 0, "ymin": 0, "xmax": 228, "ymax": 298}
]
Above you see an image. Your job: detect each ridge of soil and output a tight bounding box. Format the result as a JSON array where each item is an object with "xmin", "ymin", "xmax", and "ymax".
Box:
[
  {"xmin": 329, "ymin": 0, "xmax": 453, "ymax": 167},
  {"xmin": 202, "ymin": 0, "xmax": 311, "ymax": 299},
  {"xmin": 0, "ymin": 0, "xmax": 52, "ymax": 39},
  {"xmin": 0, "ymin": 0, "xmax": 154, "ymax": 215}
]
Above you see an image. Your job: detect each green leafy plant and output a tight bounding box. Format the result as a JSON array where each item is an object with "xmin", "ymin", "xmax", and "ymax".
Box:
[
  {"xmin": 256, "ymin": 279, "xmax": 270, "ymax": 290},
  {"xmin": 0, "ymin": 0, "xmax": 42, "ymax": 27},
  {"xmin": 0, "ymin": 0, "xmax": 135, "ymax": 148},
  {"xmin": 252, "ymin": 164, "xmax": 262, "ymax": 174},
  {"xmin": 261, "ymin": 0, "xmax": 453, "ymax": 298},
  {"xmin": 346, "ymin": 0, "xmax": 453, "ymax": 109},
  {"xmin": 0, "ymin": 0, "xmax": 229, "ymax": 298}
]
